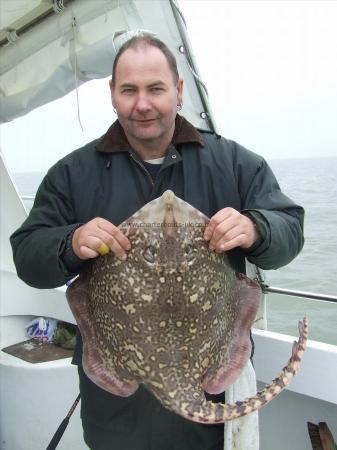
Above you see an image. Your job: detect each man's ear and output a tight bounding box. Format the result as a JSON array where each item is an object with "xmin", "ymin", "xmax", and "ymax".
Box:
[
  {"xmin": 109, "ymin": 79, "xmax": 116, "ymax": 108},
  {"xmin": 177, "ymin": 78, "xmax": 184, "ymax": 106}
]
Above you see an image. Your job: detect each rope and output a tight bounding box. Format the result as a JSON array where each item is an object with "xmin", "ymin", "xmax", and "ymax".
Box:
[
  {"xmin": 53, "ymin": 0, "xmax": 66, "ymax": 14},
  {"xmin": 70, "ymin": 16, "xmax": 84, "ymax": 132},
  {"xmin": 4, "ymin": 28, "xmax": 19, "ymax": 45}
]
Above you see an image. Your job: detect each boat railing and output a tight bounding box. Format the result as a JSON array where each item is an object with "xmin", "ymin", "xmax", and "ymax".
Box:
[
  {"xmin": 262, "ymin": 285, "xmax": 337, "ymax": 303},
  {"xmin": 251, "ymin": 265, "xmax": 337, "ymax": 303}
]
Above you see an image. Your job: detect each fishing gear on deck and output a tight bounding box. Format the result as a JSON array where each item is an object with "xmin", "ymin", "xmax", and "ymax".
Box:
[{"xmin": 46, "ymin": 394, "xmax": 81, "ymax": 450}]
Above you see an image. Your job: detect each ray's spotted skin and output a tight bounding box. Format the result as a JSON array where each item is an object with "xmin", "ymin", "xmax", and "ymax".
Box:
[{"xmin": 66, "ymin": 190, "xmax": 308, "ymax": 423}]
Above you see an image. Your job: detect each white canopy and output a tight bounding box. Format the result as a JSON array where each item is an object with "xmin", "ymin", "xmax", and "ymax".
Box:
[{"xmin": 0, "ymin": 0, "xmax": 216, "ymax": 131}]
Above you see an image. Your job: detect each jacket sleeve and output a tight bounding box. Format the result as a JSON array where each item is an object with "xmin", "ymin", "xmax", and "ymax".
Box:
[
  {"xmin": 10, "ymin": 160, "xmax": 85, "ymax": 289},
  {"xmin": 233, "ymin": 143, "xmax": 305, "ymax": 269}
]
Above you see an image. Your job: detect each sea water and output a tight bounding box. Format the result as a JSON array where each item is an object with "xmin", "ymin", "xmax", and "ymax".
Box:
[
  {"xmin": 265, "ymin": 156, "xmax": 337, "ymax": 344},
  {"xmin": 12, "ymin": 156, "xmax": 337, "ymax": 345}
]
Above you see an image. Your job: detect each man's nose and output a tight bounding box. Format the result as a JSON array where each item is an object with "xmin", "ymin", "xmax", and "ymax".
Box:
[{"xmin": 135, "ymin": 93, "xmax": 152, "ymax": 112}]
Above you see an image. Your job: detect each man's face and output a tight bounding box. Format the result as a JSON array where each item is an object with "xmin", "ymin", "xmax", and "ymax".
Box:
[{"xmin": 109, "ymin": 45, "xmax": 183, "ymax": 148}]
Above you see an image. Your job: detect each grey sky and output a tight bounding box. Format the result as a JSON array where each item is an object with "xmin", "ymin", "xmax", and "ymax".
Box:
[
  {"xmin": 1, "ymin": 0, "xmax": 337, "ymax": 173},
  {"xmin": 179, "ymin": 0, "xmax": 337, "ymax": 160}
]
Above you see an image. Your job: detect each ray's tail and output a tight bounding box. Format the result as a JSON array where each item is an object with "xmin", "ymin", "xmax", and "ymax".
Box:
[{"xmin": 180, "ymin": 317, "xmax": 308, "ymax": 424}]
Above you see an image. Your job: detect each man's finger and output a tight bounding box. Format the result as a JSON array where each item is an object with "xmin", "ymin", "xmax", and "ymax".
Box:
[
  {"xmin": 215, "ymin": 235, "xmax": 247, "ymax": 252},
  {"xmin": 78, "ymin": 245, "xmax": 99, "ymax": 259},
  {"xmin": 97, "ymin": 220, "xmax": 131, "ymax": 251},
  {"xmin": 207, "ymin": 218, "xmax": 239, "ymax": 248},
  {"xmin": 94, "ymin": 237, "xmax": 127, "ymax": 261},
  {"xmin": 204, "ymin": 208, "xmax": 235, "ymax": 241}
]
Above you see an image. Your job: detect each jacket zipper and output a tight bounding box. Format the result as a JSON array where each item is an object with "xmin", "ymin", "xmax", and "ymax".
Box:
[{"xmin": 129, "ymin": 152, "xmax": 155, "ymax": 188}]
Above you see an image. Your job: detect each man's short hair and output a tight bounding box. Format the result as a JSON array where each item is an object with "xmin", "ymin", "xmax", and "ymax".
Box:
[{"xmin": 111, "ymin": 33, "xmax": 179, "ymax": 85}]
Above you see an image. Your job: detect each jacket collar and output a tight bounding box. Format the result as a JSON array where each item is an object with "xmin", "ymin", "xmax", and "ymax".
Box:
[{"xmin": 95, "ymin": 114, "xmax": 204, "ymax": 153}]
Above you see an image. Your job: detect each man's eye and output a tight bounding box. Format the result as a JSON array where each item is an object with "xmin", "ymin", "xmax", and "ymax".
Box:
[
  {"xmin": 121, "ymin": 88, "xmax": 135, "ymax": 94},
  {"xmin": 151, "ymin": 87, "xmax": 164, "ymax": 93}
]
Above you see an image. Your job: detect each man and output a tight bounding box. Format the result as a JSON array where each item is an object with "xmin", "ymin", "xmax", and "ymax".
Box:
[{"xmin": 11, "ymin": 34, "xmax": 304, "ymax": 450}]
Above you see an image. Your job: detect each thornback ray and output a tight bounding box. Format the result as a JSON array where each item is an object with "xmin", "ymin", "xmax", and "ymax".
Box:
[{"xmin": 66, "ymin": 190, "xmax": 308, "ymax": 423}]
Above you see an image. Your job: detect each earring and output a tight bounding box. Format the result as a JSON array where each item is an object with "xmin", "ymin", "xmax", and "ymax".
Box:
[
  {"xmin": 177, "ymin": 104, "xmax": 182, "ymax": 111},
  {"xmin": 113, "ymin": 107, "xmax": 117, "ymax": 114}
]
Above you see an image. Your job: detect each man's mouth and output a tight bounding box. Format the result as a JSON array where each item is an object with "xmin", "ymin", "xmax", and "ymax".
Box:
[{"xmin": 133, "ymin": 118, "xmax": 158, "ymax": 123}]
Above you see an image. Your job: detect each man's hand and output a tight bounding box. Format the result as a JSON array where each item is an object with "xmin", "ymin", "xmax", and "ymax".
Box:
[
  {"xmin": 72, "ymin": 218, "xmax": 131, "ymax": 261},
  {"xmin": 203, "ymin": 208, "xmax": 259, "ymax": 252}
]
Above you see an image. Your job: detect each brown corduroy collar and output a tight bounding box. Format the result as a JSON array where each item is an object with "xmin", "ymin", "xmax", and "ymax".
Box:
[{"xmin": 95, "ymin": 114, "xmax": 204, "ymax": 153}]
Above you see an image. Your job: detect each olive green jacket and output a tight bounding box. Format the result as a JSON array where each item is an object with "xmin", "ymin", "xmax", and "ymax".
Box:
[{"xmin": 11, "ymin": 115, "xmax": 304, "ymax": 292}]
